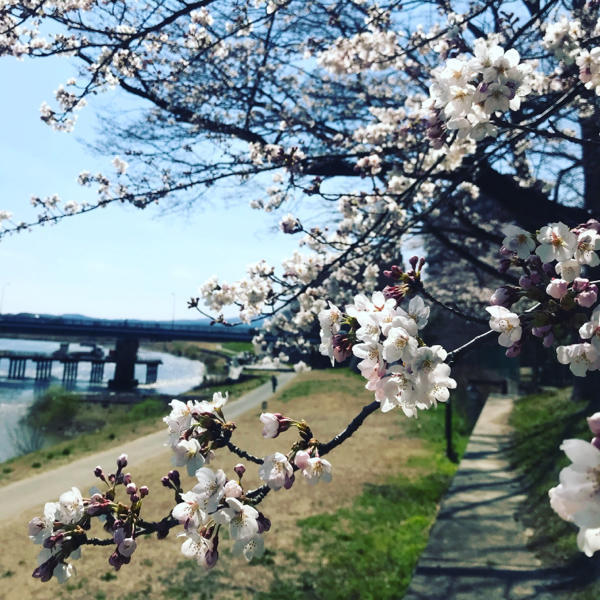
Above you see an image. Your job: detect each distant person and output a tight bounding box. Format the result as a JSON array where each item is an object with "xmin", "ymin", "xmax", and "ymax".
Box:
[{"xmin": 271, "ymin": 375, "xmax": 277, "ymax": 393}]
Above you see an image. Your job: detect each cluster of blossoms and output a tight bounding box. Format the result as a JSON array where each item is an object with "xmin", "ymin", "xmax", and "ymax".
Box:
[
  {"xmin": 550, "ymin": 413, "xmax": 600, "ymax": 557},
  {"xmin": 164, "ymin": 392, "xmax": 231, "ymax": 474},
  {"xmin": 28, "ymin": 454, "xmax": 148, "ymax": 582},
  {"xmin": 259, "ymin": 413, "xmax": 333, "ymax": 485},
  {"xmin": 429, "ymin": 37, "xmax": 534, "ymax": 141},
  {"xmin": 318, "ymin": 258, "xmax": 456, "ymax": 417},
  {"xmin": 163, "ymin": 390, "xmax": 335, "ymax": 571},
  {"xmin": 486, "ymin": 220, "xmax": 600, "ymax": 376},
  {"xmin": 171, "ymin": 465, "xmax": 270, "ymax": 566}
]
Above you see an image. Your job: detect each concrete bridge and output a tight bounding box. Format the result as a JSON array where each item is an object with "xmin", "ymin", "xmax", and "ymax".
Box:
[
  {"xmin": 0, "ymin": 349, "xmax": 161, "ymax": 386},
  {"xmin": 0, "ymin": 314, "xmax": 255, "ymax": 390}
]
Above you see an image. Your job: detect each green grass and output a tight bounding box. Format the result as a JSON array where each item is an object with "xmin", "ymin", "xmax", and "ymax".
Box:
[
  {"xmin": 509, "ymin": 387, "xmax": 600, "ymax": 596},
  {"xmin": 183, "ymin": 372, "xmax": 270, "ymax": 399},
  {"xmin": 24, "ymin": 386, "xmax": 81, "ymax": 431},
  {"xmin": 257, "ymin": 472, "xmax": 455, "ymax": 600},
  {"xmin": 221, "ymin": 341, "xmax": 254, "ymax": 353}
]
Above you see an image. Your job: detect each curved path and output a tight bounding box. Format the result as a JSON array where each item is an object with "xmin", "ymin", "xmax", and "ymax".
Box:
[
  {"xmin": 0, "ymin": 371, "xmax": 296, "ymax": 522},
  {"xmin": 404, "ymin": 395, "xmax": 566, "ymax": 600}
]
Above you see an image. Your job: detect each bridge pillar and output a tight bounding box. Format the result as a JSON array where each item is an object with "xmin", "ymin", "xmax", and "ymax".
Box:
[
  {"xmin": 90, "ymin": 361, "xmax": 105, "ymax": 384},
  {"xmin": 109, "ymin": 338, "xmax": 139, "ymax": 391},
  {"xmin": 35, "ymin": 359, "xmax": 53, "ymax": 381},
  {"xmin": 62, "ymin": 360, "xmax": 78, "ymax": 384},
  {"xmin": 8, "ymin": 358, "xmax": 27, "ymax": 379},
  {"xmin": 145, "ymin": 361, "xmax": 159, "ymax": 384}
]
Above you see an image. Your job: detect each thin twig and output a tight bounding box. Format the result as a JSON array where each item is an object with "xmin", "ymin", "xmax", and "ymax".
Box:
[
  {"xmin": 318, "ymin": 401, "xmax": 380, "ymax": 456},
  {"xmin": 224, "ymin": 441, "xmax": 264, "ymax": 464}
]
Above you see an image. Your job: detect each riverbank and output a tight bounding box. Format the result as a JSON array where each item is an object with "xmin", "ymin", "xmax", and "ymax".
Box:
[{"xmin": 0, "ymin": 371, "xmax": 270, "ymax": 487}]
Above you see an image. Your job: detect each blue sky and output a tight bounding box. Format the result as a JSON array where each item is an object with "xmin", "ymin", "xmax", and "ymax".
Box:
[{"xmin": 0, "ymin": 55, "xmax": 308, "ymax": 320}]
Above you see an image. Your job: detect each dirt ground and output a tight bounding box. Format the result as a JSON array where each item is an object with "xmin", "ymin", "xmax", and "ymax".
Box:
[{"xmin": 0, "ymin": 370, "xmax": 434, "ymax": 600}]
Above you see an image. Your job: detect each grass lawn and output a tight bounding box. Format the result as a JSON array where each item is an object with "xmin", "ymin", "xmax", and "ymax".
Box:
[
  {"xmin": 509, "ymin": 387, "xmax": 600, "ymax": 598},
  {"xmin": 0, "ymin": 368, "xmax": 472, "ymax": 600},
  {"xmin": 0, "ymin": 374, "xmax": 269, "ymax": 486},
  {"xmin": 220, "ymin": 341, "xmax": 255, "ymax": 354},
  {"xmin": 182, "ymin": 371, "xmax": 270, "ymax": 399}
]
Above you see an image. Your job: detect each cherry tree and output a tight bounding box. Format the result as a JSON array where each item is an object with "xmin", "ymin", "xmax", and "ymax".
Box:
[{"xmin": 2, "ymin": 0, "xmax": 600, "ymax": 583}]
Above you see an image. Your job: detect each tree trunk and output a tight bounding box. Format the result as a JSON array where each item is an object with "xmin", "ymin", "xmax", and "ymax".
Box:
[{"xmin": 571, "ymin": 103, "xmax": 600, "ymax": 410}]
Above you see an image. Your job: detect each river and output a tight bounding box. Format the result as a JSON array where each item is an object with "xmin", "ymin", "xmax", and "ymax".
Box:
[{"xmin": 0, "ymin": 338, "xmax": 206, "ymax": 462}]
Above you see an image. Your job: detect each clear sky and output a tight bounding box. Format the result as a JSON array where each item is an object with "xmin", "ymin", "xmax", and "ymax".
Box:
[{"xmin": 0, "ymin": 55, "xmax": 309, "ymax": 321}]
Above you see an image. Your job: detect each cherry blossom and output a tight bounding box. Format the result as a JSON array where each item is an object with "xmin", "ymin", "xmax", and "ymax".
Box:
[
  {"xmin": 299, "ymin": 456, "xmax": 333, "ymax": 485},
  {"xmin": 580, "ymin": 309, "xmax": 600, "ymax": 351},
  {"xmin": 536, "ymin": 223, "xmax": 577, "ymax": 264},
  {"xmin": 556, "ymin": 344, "xmax": 600, "ymax": 377},
  {"xmin": 259, "ymin": 453, "xmax": 294, "ymax": 491},
  {"xmin": 502, "ymin": 225, "xmax": 535, "ymax": 259},
  {"xmin": 549, "ymin": 438, "xmax": 600, "ymax": 556},
  {"xmin": 485, "ymin": 306, "xmax": 522, "ymax": 348}
]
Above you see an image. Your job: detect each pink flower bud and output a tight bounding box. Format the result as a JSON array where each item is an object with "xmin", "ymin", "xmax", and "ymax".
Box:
[
  {"xmin": 572, "ymin": 277, "xmax": 590, "ymax": 292},
  {"xmin": 531, "ymin": 325, "xmax": 552, "ymax": 338},
  {"xmin": 260, "ymin": 412, "xmax": 291, "ymax": 438},
  {"xmin": 234, "ymin": 464, "xmax": 246, "ymax": 478},
  {"xmin": 518, "ymin": 275, "xmax": 532, "ymax": 289},
  {"xmin": 587, "ymin": 413, "xmax": 600, "ymax": 436},
  {"xmin": 117, "ymin": 454, "xmax": 128, "ymax": 469},
  {"xmin": 294, "ymin": 450, "xmax": 310, "ymax": 469},
  {"xmin": 490, "ymin": 287, "xmax": 512, "ymax": 307},
  {"xmin": 284, "ymin": 472, "xmax": 295, "ymax": 489},
  {"xmin": 118, "ymin": 537, "xmax": 137, "ymax": 558},
  {"xmin": 505, "ymin": 341, "xmax": 522, "ymax": 358},
  {"xmin": 223, "ymin": 480, "xmax": 243, "ymax": 498},
  {"xmin": 546, "ymin": 278, "xmax": 568, "ymax": 300},
  {"xmin": 592, "ymin": 437, "xmax": 600, "ymax": 450},
  {"xmin": 139, "ymin": 486, "xmax": 149, "ymax": 498},
  {"xmin": 123, "ymin": 473, "xmax": 132, "ymax": 485},
  {"xmin": 530, "ymin": 271, "xmax": 542, "ymax": 285},
  {"xmin": 576, "ymin": 287, "xmax": 598, "ymax": 308},
  {"xmin": 168, "ymin": 470, "xmax": 180, "ymax": 486},
  {"xmin": 257, "ymin": 512, "xmax": 271, "ymax": 533},
  {"xmin": 498, "ymin": 259, "xmax": 511, "ymax": 273},
  {"xmin": 542, "ymin": 333, "xmax": 555, "ymax": 348},
  {"xmin": 383, "ymin": 265, "xmax": 403, "ymax": 280},
  {"xmin": 126, "ymin": 483, "xmax": 137, "ymax": 495}
]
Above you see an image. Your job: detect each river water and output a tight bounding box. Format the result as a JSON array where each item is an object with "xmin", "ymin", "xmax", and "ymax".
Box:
[{"xmin": 0, "ymin": 338, "xmax": 206, "ymax": 462}]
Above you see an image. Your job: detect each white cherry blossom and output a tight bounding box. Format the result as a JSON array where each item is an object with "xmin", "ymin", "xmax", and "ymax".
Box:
[
  {"xmin": 300, "ymin": 457, "xmax": 332, "ymax": 485},
  {"xmin": 536, "ymin": 222, "xmax": 577, "ymax": 263},
  {"xmin": 580, "ymin": 309, "xmax": 600, "ymax": 351},
  {"xmin": 259, "ymin": 453, "xmax": 294, "ymax": 491},
  {"xmin": 557, "ymin": 344, "xmax": 600, "ymax": 377},
  {"xmin": 172, "ymin": 439, "xmax": 205, "ymax": 476},
  {"xmin": 214, "ymin": 498, "xmax": 259, "ymax": 541},
  {"xmin": 502, "ymin": 224, "xmax": 535, "ymax": 259},
  {"xmin": 486, "ymin": 306, "xmax": 522, "ymax": 347},
  {"xmin": 575, "ymin": 229, "xmax": 600, "ymax": 266}
]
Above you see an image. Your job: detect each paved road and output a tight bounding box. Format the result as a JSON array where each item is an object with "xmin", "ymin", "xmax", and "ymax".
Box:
[
  {"xmin": 404, "ymin": 396, "xmax": 568, "ymax": 600},
  {"xmin": 0, "ymin": 371, "xmax": 296, "ymax": 522}
]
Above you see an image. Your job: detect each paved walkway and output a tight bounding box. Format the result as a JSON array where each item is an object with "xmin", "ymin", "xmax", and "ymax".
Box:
[
  {"xmin": 0, "ymin": 371, "xmax": 296, "ymax": 521},
  {"xmin": 404, "ymin": 396, "xmax": 567, "ymax": 600}
]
